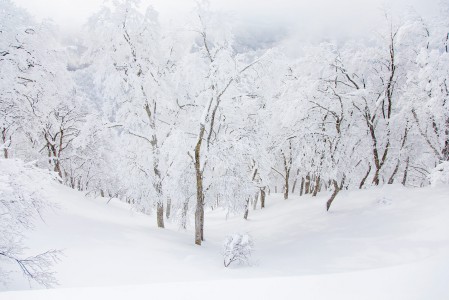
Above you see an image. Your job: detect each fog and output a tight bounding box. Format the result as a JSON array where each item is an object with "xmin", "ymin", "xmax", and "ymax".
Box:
[{"xmin": 13, "ymin": 0, "xmax": 442, "ymax": 45}]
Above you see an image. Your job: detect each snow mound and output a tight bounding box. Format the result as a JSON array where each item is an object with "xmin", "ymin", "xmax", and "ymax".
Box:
[{"xmin": 1, "ymin": 182, "xmax": 449, "ymax": 299}]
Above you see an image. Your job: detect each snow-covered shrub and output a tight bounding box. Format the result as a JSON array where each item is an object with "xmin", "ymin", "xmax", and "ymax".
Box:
[
  {"xmin": 429, "ymin": 162, "xmax": 449, "ymax": 187},
  {"xmin": 223, "ymin": 233, "xmax": 254, "ymax": 267},
  {"xmin": 376, "ymin": 196, "xmax": 393, "ymax": 206},
  {"xmin": 0, "ymin": 158, "xmax": 61, "ymax": 287}
]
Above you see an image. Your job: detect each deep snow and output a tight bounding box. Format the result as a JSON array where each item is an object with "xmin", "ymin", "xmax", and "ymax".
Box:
[{"xmin": 2, "ymin": 182, "xmax": 449, "ymax": 299}]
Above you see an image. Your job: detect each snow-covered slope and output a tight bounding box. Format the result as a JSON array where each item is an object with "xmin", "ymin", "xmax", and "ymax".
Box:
[{"xmin": 2, "ymin": 183, "xmax": 449, "ymax": 299}]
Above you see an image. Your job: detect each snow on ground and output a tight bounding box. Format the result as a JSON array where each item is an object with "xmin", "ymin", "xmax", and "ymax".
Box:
[{"xmin": 2, "ymin": 183, "xmax": 449, "ymax": 299}]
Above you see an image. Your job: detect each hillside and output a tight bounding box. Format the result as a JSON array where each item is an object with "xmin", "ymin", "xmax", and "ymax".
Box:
[{"xmin": 2, "ymin": 182, "xmax": 449, "ymax": 299}]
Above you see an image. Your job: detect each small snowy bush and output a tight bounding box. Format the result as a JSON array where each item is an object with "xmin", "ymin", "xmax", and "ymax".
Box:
[
  {"xmin": 223, "ymin": 233, "xmax": 254, "ymax": 267},
  {"xmin": 429, "ymin": 161, "xmax": 449, "ymax": 187},
  {"xmin": 0, "ymin": 158, "xmax": 61, "ymax": 287}
]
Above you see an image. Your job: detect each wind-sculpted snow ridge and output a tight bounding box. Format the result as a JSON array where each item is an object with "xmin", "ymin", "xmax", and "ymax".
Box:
[{"xmin": 1, "ymin": 182, "xmax": 448, "ymax": 299}]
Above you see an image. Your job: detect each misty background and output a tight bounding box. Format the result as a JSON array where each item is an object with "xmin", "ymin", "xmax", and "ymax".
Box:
[{"xmin": 12, "ymin": 0, "xmax": 443, "ymax": 50}]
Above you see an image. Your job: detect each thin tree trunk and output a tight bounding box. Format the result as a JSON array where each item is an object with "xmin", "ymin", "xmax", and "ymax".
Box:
[
  {"xmin": 359, "ymin": 164, "xmax": 371, "ymax": 189},
  {"xmin": 388, "ymin": 160, "xmax": 400, "ymax": 184},
  {"xmin": 243, "ymin": 198, "xmax": 250, "ymax": 220},
  {"xmin": 260, "ymin": 188, "xmax": 266, "ymax": 209},
  {"xmin": 54, "ymin": 159, "xmax": 63, "ymax": 180},
  {"xmin": 194, "ymin": 125, "xmax": 206, "ymax": 245},
  {"xmin": 291, "ymin": 178, "xmax": 297, "ymax": 194},
  {"xmin": 181, "ymin": 199, "xmax": 189, "ymax": 229},
  {"xmin": 312, "ymin": 175, "xmax": 320, "ymax": 197},
  {"xmin": 299, "ymin": 177, "xmax": 304, "ymax": 196},
  {"xmin": 326, "ymin": 180, "xmax": 340, "ymax": 211},
  {"xmin": 2, "ymin": 128, "xmax": 9, "ymax": 159},
  {"xmin": 252, "ymin": 191, "xmax": 259, "ymax": 210},
  {"xmin": 443, "ymin": 117, "xmax": 449, "ymax": 160},
  {"xmin": 305, "ymin": 174, "xmax": 311, "ymax": 194},
  {"xmin": 402, "ymin": 157, "xmax": 409, "ymax": 186},
  {"xmin": 166, "ymin": 197, "xmax": 171, "ymax": 219},
  {"xmin": 157, "ymin": 202, "xmax": 164, "ymax": 228},
  {"xmin": 284, "ymin": 172, "xmax": 289, "ymax": 200},
  {"xmin": 291, "ymin": 169, "xmax": 299, "ymax": 194}
]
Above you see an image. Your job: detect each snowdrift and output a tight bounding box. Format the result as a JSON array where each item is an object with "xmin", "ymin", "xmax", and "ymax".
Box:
[{"xmin": 1, "ymin": 181, "xmax": 449, "ymax": 299}]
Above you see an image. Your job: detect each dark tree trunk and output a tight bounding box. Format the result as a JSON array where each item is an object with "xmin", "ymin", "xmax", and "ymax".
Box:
[
  {"xmin": 388, "ymin": 160, "xmax": 400, "ymax": 184},
  {"xmin": 402, "ymin": 157, "xmax": 409, "ymax": 186},
  {"xmin": 372, "ymin": 166, "xmax": 381, "ymax": 185},
  {"xmin": 260, "ymin": 188, "xmax": 266, "ymax": 209},
  {"xmin": 359, "ymin": 164, "xmax": 371, "ymax": 189},
  {"xmin": 326, "ymin": 180, "xmax": 341, "ymax": 211}
]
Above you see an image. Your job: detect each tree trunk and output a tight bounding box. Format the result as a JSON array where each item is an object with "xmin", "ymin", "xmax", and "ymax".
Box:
[
  {"xmin": 359, "ymin": 164, "xmax": 371, "ymax": 189},
  {"xmin": 166, "ymin": 197, "xmax": 171, "ymax": 219},
  {"xmin": 291, "ymin": 169, "xmax": 299, "ymax": 194},
  {"xmin": 194, "ymin": 126, "xmax": 206, "ymax": 245},
  {"xmin": 181, "ymin": 199, "xmax": 189, "ymax": 229},
  {"xmin": 252, "ymin": 191, "xmax": 259, "ymax": 210},
  {"xmin": 157, "ymin": 202, "xmax": 164, "ymax": 228},
  {"xmin": 284, "ymin": 172, "xmax": 289, "ymax": 200},
  {"xmin": 326, "ymin": 180, "xmax": 340, "ymax": 211},
  {"xmin": 402, "ymin": 157, "xmax": 409, "ymax": 186},
  {"xmin": 144, "ymin": 103, "xmax": 165, "ymax": 229},
  {"xmin": 2, "ymin": 128, "xmax": 8, "ymax": 159},
  {"xmin": 388, "ymin": 160, "xmax": 400, "ymax": 184},
  {"xmin": 54, "ymin": 160, "xmax": 63, "ymax": 180},
  {"xmin": 291, "ymin": 179, "xmax": 297, "ymax": 194},
  {"xmin": 312, "ymin": 175, "xmax": 320, "ymax": 197},
  {"xmin": 243, "ymin": 198, "xmax": 250, "ymax": 220},
  {"xmin": 282, "ymin": 142, "xmax": 292, "ymax": 200},
  {"xmin": 443, "ymin": 117, "xmax": 449, "ymax": 160},
  {"xmin": 260, "ymin": 188, "xmax": 266, "ymax": 209},
  {"xmin": 305, "ymin": 174, "xmax": 311, "ymax": 194},
  {"xmin": 299, "ymin": 177, "xmax": 304, "ymax": 196},
  {"xmin": 372, "ymin": 168, "xmax": 381, "ymax": 185}
]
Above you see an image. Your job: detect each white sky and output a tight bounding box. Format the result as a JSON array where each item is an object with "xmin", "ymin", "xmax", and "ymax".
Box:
[{"xmin": 12, "ymin": 0, "xmax": 442, "ymax": 42}]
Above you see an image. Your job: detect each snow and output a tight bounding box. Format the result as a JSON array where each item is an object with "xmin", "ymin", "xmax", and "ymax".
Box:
[
  {"xmin": 430, "ymin": 161, "xmax": 449, "ymax": 187},
  {"xmin": 2, "ymin": 182, "xmax": 449, "ymax": 299}
]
